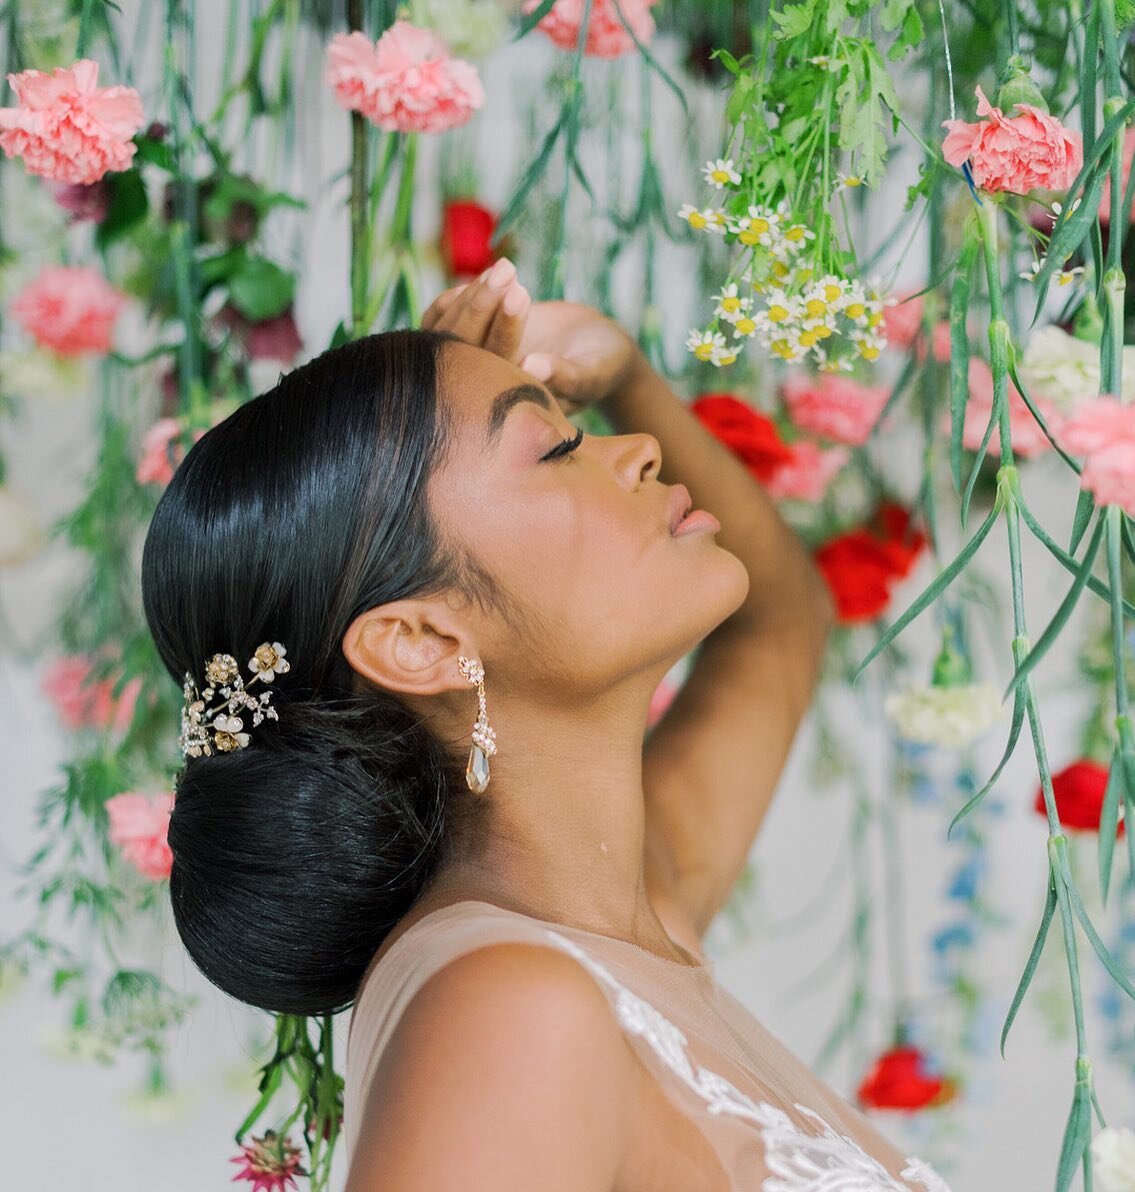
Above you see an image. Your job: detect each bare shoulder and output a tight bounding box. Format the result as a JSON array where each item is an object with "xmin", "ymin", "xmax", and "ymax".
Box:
[{"xmin": 346, "ymin": 941, "xmax": 636, "ymax": 1192}]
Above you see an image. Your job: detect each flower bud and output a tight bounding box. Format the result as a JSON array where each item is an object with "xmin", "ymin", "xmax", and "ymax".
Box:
[{"xmin": 996, "ymin": 57, "xmax": 1049, "ymax": 114}]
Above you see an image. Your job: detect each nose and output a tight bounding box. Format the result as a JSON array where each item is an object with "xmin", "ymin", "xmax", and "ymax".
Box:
[{"xmin": 613, "ymin": 430, "xmax": 661, "ymax": 487}]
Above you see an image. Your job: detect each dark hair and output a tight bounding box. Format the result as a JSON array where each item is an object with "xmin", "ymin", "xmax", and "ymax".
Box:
[{"xmin": 141, "ymin": 329, "xmax": 513, "ymax": 1018}]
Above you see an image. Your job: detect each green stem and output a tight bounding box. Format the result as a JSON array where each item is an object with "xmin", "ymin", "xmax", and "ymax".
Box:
[{"xmin": 347, "ymin": 0, "xmax": 368, "ymax": 339}]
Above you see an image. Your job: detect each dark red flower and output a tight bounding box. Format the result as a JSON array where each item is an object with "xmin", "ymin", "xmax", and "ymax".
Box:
[
  {"xmin": 213, "ymin": 303, "xmax": 303, "ymax": 364},
  {"xmin": 441, "ymin": 199, "xmax": 497, "ymax": 279},
  {"xmin": 856, "ymin": 1045, "xmax": 957, "ymax": 1112},
  {"xmin": 49, "ymin": 179, "xmax": 110, "ymax": 223},
  {"xmin": 813, "ymin": 501, "xmax": 927, "ymax": 623},
  {"xmin": 1034, "ymin": 760, "xmax": 1126, "ymax": 835},
  {"xmin": 690, "ymin": 393, "xmax": 794, "ymax": 483},
  {"xmin": 229, "ymin": 1130, "xmax": 306, "ymax": 1192}
]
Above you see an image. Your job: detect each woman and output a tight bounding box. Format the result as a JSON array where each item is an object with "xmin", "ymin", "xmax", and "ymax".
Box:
[{"xmin": 140, "ymin": 256, "xmax": 951, "ymax": 1190}]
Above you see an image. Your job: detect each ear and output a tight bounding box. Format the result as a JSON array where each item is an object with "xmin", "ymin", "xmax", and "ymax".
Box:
[{"xmin": 342, "ymin": 600, "xmax": 474, "ymax": 697}]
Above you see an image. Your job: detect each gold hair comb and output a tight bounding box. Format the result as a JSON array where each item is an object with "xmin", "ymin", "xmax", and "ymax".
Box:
[{"xmin": 179, "ymin": 641, "xmax": 290, "ymax": 757}]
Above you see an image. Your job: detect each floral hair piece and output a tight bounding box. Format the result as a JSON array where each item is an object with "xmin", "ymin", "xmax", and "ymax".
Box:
[{"xmin": 178, "ymin": 641, "xmax": 290, "ymax": 758}]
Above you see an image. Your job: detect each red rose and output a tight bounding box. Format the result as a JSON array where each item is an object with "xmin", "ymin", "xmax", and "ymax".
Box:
[
  {"xmin": 441, "ymin": 199, "xmax": 497, "ymax": 279},
  {"xmin": 1034, "ymin": 760, "xmax": 1126, "ymax": 835},
  {"xmin": 813, "ymin": 501, "xmax": 927, "ymax": 623},
  {"xmin": 690, "ymin": 393, "xmax": 794, "ymax": 483},
  {"xmin": 856, "ymin": 1045, "xmax": 957, "ymax": 1112}
]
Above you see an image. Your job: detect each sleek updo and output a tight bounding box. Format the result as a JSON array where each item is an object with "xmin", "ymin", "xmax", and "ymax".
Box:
[{"xmin": 140, "ymin": 329, "xmax": 511, "ymax": 1018}]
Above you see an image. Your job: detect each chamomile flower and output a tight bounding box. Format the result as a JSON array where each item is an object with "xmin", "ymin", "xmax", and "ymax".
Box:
[
  {"xmin": 730, "ymin": 312, "xmax": 760, "ymax": 338},
  {"xmin": 729, "ymin": 204, "xmax": 780, "ymax": 247},
  {"xmin": 808, "ymin": 54, "xmax": 833, "ymax": 69},
  {"xmin": 710, "ymin": 341, "xmax": 742, "ymax": 366},
  {"xmin": 678, "ymin": 203, "xmax": 711, "ymax": 231},
  {"xmin": 702, "ymin": 157, "xmax": 742, "ymax": 188},
  {"xmin": 1019, "ymin": 258, "xmax": 1044, "ymax": 282},
  {"xmin": 780, "ymin": 223, "xmax": 817, "ymax": 254},
  {"xmin": 1057, "ymin": 266, "xmax": 1085, "ymax": 286},
  {"xmin": 818, "ymin": 275, "xmax": 850, "ymax": 305},
  {"xmin": 836, "ymin": 171, "xmax": 865, "ymax": 190},
  {"xmin": 712, "ymin": 283, "xmax": 749, "ymax": 321},
  {"xmin": 850, "ymin": 329, "xmax": 886, "ymax": 361},
  {"xmin": 702, "ymin": 207, "xmax": 729, "ymax": 235},
  {"xmin": 686, "ymin": 328, "xmax": 726, "ymax": 362}
]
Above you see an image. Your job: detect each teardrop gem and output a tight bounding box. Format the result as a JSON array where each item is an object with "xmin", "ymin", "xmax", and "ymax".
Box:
[{"xmin": 465, "ymin": 741, "xmax": 490, "ymax": 793}]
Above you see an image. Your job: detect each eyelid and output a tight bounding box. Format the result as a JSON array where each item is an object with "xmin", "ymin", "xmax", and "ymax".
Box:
[{"xmin": 540, "ymin": 425, "xmax": 585, "ymax": 462}]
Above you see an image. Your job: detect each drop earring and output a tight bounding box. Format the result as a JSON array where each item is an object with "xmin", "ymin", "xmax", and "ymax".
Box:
[{"xmin": 457, "ymin": 656, "xmax": 496, "ymax": 793}]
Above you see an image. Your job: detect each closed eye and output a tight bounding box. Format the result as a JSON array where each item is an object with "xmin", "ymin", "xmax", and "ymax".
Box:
[{"xmin": 541, "ymin": 425, "xmax": 585, "ymax": 462}]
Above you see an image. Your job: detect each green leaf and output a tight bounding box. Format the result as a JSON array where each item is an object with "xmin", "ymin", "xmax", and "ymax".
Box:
[
  {"xmin": 1002, "ymin": 512, "xmax": 1105, "ymax": 701},
  {"xmin": 1098, "ymin": 745, "xmax": 1125, "ymax": 903},
  {"xmin": 770, "ymin": 0, "xmax": 817, "ymax": 40},
  {"xmin": 1000, "ymin": 874, "xmax": 1057, "ymax": 1058},
  {"xmin": 948, "ymin": 682, "xmax": 1025, "ymax": 840},
  {"xmin": 960, "ymin": 406, "xmax": 997, "ymax": 531},
  {"xmin": 878, "ymin": 0, "xmax": 906, "ymax": 32},
  {"xmin": 95, "ymin": 169, "xmax": 149, "ymax": 250},
  {"xmin": 1057, "ymin": 848, "xmax": 1135, "ymax": 1000},
  {"xmin": 1055, "ymin": 1083, "xmax": 1092, "ymax": 1192},
  {"xmin": 493, "ymin": 108, "xmax": 567, "ymax": 244},
  {"xmin": 513, "ymin": 0, "xmax": 557, "ymax": 39},
  {"xmin": 228, "ymin": 257, "xmax": 295, "ymax": 321},
  {"xmin": 852, "ymin": 497, "xmax": 1002, "ymax": 681},
  {"xmin": 611, "ymin": 0, "xmax": 689, "ymax": 115}
]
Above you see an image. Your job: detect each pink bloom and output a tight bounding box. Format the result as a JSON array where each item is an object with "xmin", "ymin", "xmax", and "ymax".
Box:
[
  {"xmin": 105, "ymin": 791, "xmax": 174, "ymax": 881},
  {"xmin": 962, "ymin": 357, "xmax": 1062, "ymax": 459},
  {"xmin": 325, "ymin": 23, "xmax": 484, "ymax": 134},
  {"xmin": 0, "ymin": 59, "xmax": 144, "ymax": 185},
  {"xmin": 1058, "ymin": 397, "xmax": 1135, "ymax": 515},
  {"xmin": 941, "ymin": 85, "xmax": 1082, "ymax": 196},
  {"xmin": 229, "ymin": 1131, "xmax": 306, "ymax": 1192},
  {"xmin": 521, "ymin": 0, "xmax": 660, "ymax": 57},
  {"xmin": 1100, "ymin": 128, "xmax": 1135, "ymax": 226},
  {"xmin": 10, "ymin": 265, "xmax": 127, "ymax": 357},
  {"xmin": 137, "ymin": 418, "xmax": 207, "ymax": 487},
  {"xmin": 780, "ymin": 373, "xmax": 891, "ymax": 446},
  {"xmin": 882, "ymin": 291, "xmax": 952, "ymax": 364},
  {"xmin": 213, "ymin": 303, "xmax": 303, "ymax": 364},
  {"xmin": 41, "ymin": 654, "xmax": 142, "ymax": 735},
  {"xmin": 765, "ymin": 440, "xmax": 850, "ymax": 502}
]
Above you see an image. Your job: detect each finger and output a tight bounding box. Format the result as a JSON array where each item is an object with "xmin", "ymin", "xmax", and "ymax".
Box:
[
  {"xmin": 420, "ymin": 283, "xmax": 470, "ymax": 330},
  {"xmin": 520, "ymin": 353, "xmax": 586, "ymax": 410},
  {"xmin": 482, "ymin": 280, "xmax": 531, "ymax": 360},
  {"xmin": 434, "ymin": 257, "xmax": 517, "ymax": 343}
]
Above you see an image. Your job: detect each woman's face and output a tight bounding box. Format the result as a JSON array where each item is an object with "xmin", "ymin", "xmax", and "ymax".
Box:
[{"xmin": 429, "ymin": 342, "xmax": 750, "ymax": 697}]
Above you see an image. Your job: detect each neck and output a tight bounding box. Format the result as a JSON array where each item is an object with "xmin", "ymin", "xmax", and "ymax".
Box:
[{"xmin": 421, "ymin": 675, "xmax": 679, "ymax": 955}]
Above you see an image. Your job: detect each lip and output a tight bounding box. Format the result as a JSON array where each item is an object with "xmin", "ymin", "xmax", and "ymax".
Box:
[
  {"xmin": 673, "ymin": 509, "xmax": 722, "ymax": 537},
  {"xmin": 668, "ymin": 484, "xmax": 693, "ymax": 534}
]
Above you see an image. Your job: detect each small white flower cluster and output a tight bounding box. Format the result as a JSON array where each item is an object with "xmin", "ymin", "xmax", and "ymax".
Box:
[
  {"xmin": 884, "ymin": 681, "xmax": 1003, "ymax": 750},
  {"xmin": 678, "ymin": 162, "xmax": 888, "ymax": 370},
  {"xmin": 1092, "ymin": 1126, "xmax": 1135, "ymax": 1192}
]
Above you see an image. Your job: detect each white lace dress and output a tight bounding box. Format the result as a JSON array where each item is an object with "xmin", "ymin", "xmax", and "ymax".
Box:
[{"xmin": 344, "ymin": 900, "xmax": 954, "ymax": 1191}]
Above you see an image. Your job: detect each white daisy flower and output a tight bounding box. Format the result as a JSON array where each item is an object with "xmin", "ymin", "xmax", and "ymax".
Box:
[
  {"xmin": 710, "ymin": 340, "xmax": 743, "ymax": 366},
  {"xmin": 686, "ymin": 329, "xmax": 726, "ymax": 362},
  {"xmin": 678, "ymin": 203, "xmax": 712, "ymax": 231},
  {"xmin": 702, "ymin": 157, "xmax": 742, "ymax": 188}
]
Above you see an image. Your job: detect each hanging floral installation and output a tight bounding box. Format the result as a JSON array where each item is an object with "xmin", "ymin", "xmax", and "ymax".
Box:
[{"xmin": 2, "ymin": 0, "xmax": 1135, "ymax": 1189}]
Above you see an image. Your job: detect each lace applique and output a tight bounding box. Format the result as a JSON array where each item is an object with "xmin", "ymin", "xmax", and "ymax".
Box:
[{"xmin": 542, "ymin": 930, "xmax": 951, "ymax": 1192}]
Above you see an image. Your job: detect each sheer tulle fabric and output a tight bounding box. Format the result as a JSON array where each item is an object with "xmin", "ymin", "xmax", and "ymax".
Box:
[{"xmin": 344, "ymin": 901, "xmax": 952, "ymax": 1190}]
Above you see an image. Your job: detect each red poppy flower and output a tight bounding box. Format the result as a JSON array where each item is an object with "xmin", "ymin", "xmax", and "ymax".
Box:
[
  {"xmin": 856, "ymin": 1045, "xmax": 957, "ymax": 1112},
  {"xmin": 1034, "ymin": 760, "xmax": 1126, "ymax": 835},
  {"xmin": 813, "ymin": 502, "xmax": 927, "ymax": 623},
  {"xmin": 690, "ymin": 393, "xmax": 794, "ymax": 483},
  {"xmin": 440, "ymin": 198, "xmax": 497, "ymax": 279}
]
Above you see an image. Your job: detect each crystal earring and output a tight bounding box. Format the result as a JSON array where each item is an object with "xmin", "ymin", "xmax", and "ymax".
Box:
[{"xmin": 457, "ymin": 656, "xmax": 496, "ymax": 793}]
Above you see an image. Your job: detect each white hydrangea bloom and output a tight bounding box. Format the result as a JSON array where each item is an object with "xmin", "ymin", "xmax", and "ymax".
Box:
[
  {"xmin": 1018, "ymin": 325, "xmax": 1135, "ymax": 411},
  {"xmin": 1093, "ymin": 1127, "xmax": 1135, "ymax": 1192},
  {"xmin": 409, "ymin": 0, "xmax": 508, "ymax": 57},
  {"xmin": 884, "ymin": 681, "xmax": 1003, "ymax": 749}
]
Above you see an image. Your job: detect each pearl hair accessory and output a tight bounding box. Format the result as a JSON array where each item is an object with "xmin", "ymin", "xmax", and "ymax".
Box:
[
  {"xmin": 179, "ymin": 641, "xmax": 290, "ymax": 757},
  {"xmin": 457, "ymin": 655, "xmax": 496, "ymax": 792}
]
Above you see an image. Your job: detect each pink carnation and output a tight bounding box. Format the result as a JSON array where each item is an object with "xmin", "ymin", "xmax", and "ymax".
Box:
[
  {"xmin": 10, "ymin": 265, "xmax": 127, "ymax": 357},
  {"xmin": 521, "ymin": 0, "xmax": 659, "ymax": 58},
  {"xmin": 961, "ymin": 358, "xmax": 1062, "ymax": 459},
  {"xmin": 325, "ymin": 23, "xmax": 484, "ymax": 134},
  {"xmin": 942, "ymin": 85, "xmax": 1082, "ymax": 196},
  {"xmin": 765, "ymin": 440, "xmax": 850, "ymax": 502},
  {"xmin": 106, "ymin": 791, "xmax": 174, "ymax": 881},
  {"xmin": 882, "ymin": 291, "xmax": 951, "ymax": 364},
  {"xmin": 780, "ymin": 373, "xmax": 891, "ymax": 446},
  {"xmin": 137, "ymin": 418, "xmax": 207, "ymax": 487},
  {"xmin": 0, "ymin": 58, "xmax": 144, "ymax": 185},
  {"xmin": 1058, "ymin": 397, "xmax": 1135, "ymax": 515},
  {"xmin": 41, "ymin": 654, "xmax": 142, "ymax": 735}
]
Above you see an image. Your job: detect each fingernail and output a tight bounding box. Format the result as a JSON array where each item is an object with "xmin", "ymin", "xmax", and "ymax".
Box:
[
  {"xmin": 524, "ymin": 354, "xmax": 552, "ymax": 380},
  {"xmin": 502, "ymin": 284, "xmax": 529, "ymax": 316},
  {"xmin": 486, "ymin": 258, "xmax": 514, "ymax": 289}
]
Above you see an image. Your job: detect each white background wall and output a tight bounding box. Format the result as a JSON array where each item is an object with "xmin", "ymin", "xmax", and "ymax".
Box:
[{"xmin": 2, "ymin": 8, "xmax": 1133, "ymax": 1190}]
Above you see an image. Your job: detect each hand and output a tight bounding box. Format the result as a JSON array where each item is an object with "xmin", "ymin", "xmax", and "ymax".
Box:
[{"xmin": 419, "ymin": 258, "xmax": 645, "ymax": 415}]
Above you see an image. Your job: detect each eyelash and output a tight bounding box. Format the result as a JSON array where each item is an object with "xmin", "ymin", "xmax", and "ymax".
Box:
[{"xmin": 542, "ymin": 426, "xmax": 584, "ymax": 461}]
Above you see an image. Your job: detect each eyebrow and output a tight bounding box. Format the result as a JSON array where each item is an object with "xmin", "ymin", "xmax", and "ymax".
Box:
[{"xmin": 485, "ymin": 383, "xmax": 554, "ymax": 450}]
